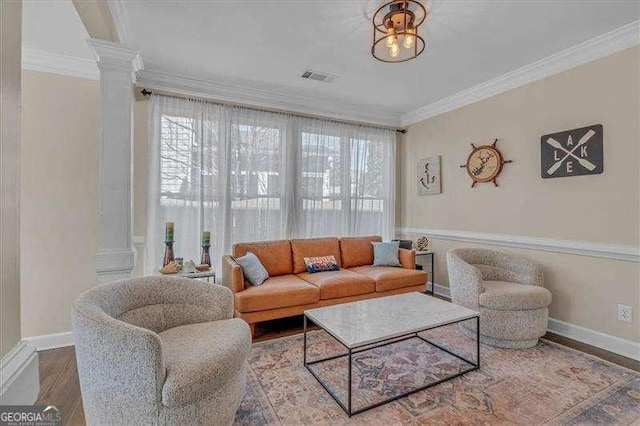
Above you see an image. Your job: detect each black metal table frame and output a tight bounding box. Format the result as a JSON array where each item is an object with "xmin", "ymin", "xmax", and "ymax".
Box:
[
  {"xmin": 303, "ymin": 315, "xmax": 480, "ymax": 417},
  {"xmin": 416, "ymin": 251, "xmax": 435, "ymax": 296}
]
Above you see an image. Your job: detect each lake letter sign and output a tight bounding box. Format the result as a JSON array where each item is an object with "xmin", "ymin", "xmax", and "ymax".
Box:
[{"xmin": 541, "ymin": 124, "xmax": 603, "ymax": 179}]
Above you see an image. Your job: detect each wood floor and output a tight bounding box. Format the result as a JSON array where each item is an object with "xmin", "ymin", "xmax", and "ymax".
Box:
[{"xmin": 36, "ymin": 316, "xmax": 639, "ymax": 425}]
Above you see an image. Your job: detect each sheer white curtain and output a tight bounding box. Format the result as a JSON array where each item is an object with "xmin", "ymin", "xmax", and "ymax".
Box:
[
  {"xmin": 145, "ymin": 94, "xmax": 395, "ymax": 274},
  {"xmin": 296, "ymin": 118, "xmax": 395, "ymax": 239}
]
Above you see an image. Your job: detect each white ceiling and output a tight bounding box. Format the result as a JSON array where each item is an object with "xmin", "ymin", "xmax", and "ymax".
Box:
[
  {"xmin": 22, "ymin": 0, "xmax": 640, "ymax": 118},
  {"xmin": 124, "ymin": 0, "xmax": 640, "ymax": 114},
  {"xmin": 22, "ymin": 0, "xmax": 93, "ymax": 59}
]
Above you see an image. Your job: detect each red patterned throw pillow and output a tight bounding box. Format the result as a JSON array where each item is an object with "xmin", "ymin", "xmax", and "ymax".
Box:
[{"xmin": 303, "ymin": 255, "xmax": 340, "ymax": 273}]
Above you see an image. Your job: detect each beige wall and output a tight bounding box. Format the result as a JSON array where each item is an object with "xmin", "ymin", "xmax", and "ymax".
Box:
[
  {"xmin": 20, "ymin": 70, "xmax": 100, "ymax": 338},
  {"xmin": 398, "ymin": 47, "xmax": 640, "ymax": 342},
  {"xmin": 1, "ymin": 0, "xmax": 22, "ymax": 357}
]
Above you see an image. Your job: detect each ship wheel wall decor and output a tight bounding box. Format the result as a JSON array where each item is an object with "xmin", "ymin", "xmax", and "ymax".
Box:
[{"xmin": 460, "ymin": 139, "xmax": 512, "ymax": 187}]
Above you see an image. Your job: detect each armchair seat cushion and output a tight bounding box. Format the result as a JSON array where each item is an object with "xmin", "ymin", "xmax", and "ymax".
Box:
[
  {"xmin": 297, "ymin": 270, "xmax": 375, "ymax": 299},
  {"xmin": 234, "ymin": 275, "xmax": 320, "ymax": 313},
  {"xmin": 480, "ymin": 280, "xmax": 552, "ymax": 311},
  {"xmin": 158, "ymin": 318, "xmax": 251, "ymax": 407},
  {"xmin": 349, "ymin": 265, "xmax": 427, "ymax": 292}
]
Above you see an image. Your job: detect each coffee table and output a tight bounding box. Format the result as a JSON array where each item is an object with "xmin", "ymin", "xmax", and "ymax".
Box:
[{"xmin": 303, "ymin": 292, "xmax": 480, "ymax": 416}]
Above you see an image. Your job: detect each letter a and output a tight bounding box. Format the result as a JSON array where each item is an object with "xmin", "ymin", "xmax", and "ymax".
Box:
[{"xmin": 566, "ymin": 135, "xmax": 574, "ymax": 146}]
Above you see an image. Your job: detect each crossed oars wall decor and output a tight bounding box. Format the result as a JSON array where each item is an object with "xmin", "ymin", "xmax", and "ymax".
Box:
[{"xmin": 541, "ymin": 124, "xmax": 603, "ymax": 179}]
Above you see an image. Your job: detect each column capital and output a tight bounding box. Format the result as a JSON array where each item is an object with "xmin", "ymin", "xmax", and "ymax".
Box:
[{"xmin": 87, "ymin": 38, "xmax": 143, "ymax": 77}]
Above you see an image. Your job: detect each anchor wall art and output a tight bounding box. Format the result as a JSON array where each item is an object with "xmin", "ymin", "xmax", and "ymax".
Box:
[
  {"xmin": 541, "ymin": 124, "xmax": 603, "ymax": 178},
  {"xmin": 417, "ymin": 156, "xmax": 441, "ymax": 195}
]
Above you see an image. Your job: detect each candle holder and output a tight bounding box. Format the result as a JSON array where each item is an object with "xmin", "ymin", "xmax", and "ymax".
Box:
[
  {"xmin": 201, "ymin": 244, "xmax": 211, "ymax": 267},
  {"xmin": 163, "ymin": 241, "xmax": 175, "ymax": 267}
]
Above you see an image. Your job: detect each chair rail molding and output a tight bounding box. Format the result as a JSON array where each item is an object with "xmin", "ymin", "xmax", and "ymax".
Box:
[
  {"xmin": 400, "ymin": 20, "xmax": 640, "ymax": 126},
  {"xmin": 136, "ymin": 69, "xmax": 402, "ymax": 128},
  {"xmin": 396, "ymin": 227, "xmax": 640, "ymax": 262},
  {"xmin": 0, "ymin": 341, "xmax": 39, "ymax": 405},
  {"xmin": 89, "ymin": 39, "xmax": 142, "ymax": 285}
]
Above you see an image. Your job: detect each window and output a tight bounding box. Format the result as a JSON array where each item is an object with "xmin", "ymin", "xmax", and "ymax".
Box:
[{"xmin": 146, "ymin": 95, "xmax": 395, "ymax": 273}]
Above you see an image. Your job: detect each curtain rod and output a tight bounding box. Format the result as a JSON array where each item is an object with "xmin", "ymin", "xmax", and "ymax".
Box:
[{"xmin": 138, "ymin": 88, "xmax": 407, "ymax": 134}]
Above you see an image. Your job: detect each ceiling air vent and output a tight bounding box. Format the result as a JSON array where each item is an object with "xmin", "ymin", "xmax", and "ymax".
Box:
[{"xmin": 300, "ymin": 69, "xmax": 337, "ymax": 83}]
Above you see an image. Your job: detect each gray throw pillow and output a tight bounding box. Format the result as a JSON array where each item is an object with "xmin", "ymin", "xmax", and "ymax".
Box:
[
  {"xmin": 372, "ymin": 241, "xmax": 401, "ymax": 267},
  {"xmin": 234, "ymin": 252, "xmax": 269, "ymax": 286}
]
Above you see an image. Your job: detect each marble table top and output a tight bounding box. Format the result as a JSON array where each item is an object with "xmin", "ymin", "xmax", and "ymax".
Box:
[{"xmin": 304, "ymin": 292, "xmax": 479, "ymax": 349}]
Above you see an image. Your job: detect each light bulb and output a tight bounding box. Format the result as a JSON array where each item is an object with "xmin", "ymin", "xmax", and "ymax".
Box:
[
  {"xmin": 403, "ymin": 27, "xmax": 416, "ymax": 49},
  {"xmin": 389, "ymin": 42, "xmax": 400, "ymax": 58},
  {"xmin": 385, "ymin": 27, "xmax": 396, "ymax": 47}
]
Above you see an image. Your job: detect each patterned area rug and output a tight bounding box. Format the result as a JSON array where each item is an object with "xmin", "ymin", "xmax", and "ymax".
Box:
[{"xmin": 234, "ymin": 325, "xmax": 640, "ymax": 425}]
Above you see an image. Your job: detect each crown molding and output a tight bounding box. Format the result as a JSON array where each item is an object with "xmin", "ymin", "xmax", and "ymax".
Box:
[
  {"xmin": 401, "ymin": 20, "xmax": 640, "ymax": 127},
  {"xmin": 107, "ymin": 0, "xmax": 133, "ymax": 46},
  {"xmin": 396, "ymin": 227, "xmax": 640, "ymax": 263},
  {"xmin": 136, "ymin": 69, "xmax": 402, "ymax": 128},
  {"xmin": 22, "ymin": 48, "xmax": 99, "ymax": 80},
  {"xmin": 87, "ymin": 38, "xmax": 143, "ymax": 75}
]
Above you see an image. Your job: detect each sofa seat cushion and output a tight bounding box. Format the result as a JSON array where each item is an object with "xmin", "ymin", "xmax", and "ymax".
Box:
[
  {"xmin": 159, "ymin": 318, "xmax": 251, "ymax": 407},
  {"xmin": 349, "ymin": 265, "xmax": 427, "ymax": 292},
  {"xmin": 234, "ymin": 275, "xmax": 320, "ymax": 313},
  {"xmin": 297, "ymin": 270, "xmax": 375, "ymax": 300},
  {"xmin": 480, "ymin": 280, "xmax": 552, "ymax": 311}
]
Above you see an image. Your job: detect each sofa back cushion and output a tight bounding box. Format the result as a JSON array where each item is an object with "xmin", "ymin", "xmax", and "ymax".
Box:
[
  {"xmin": 233, "ymin": 240, "xmax": 292, "ymax": 277},
  {"xmin": 291, "ymin": 237, "xmax": 342, "ymax": 274},
  {"xmin": 339, "ymin": 236, "xmax": 382, "ymax": 268}
]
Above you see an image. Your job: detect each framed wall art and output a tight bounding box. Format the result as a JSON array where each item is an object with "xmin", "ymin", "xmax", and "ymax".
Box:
[{"xmin": 417, "ymin": 156, "xmax": 441, "ymax": 195}]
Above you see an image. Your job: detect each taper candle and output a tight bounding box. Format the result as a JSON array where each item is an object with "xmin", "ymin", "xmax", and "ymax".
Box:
[
  {"xmin": 165, "ymin": 222, "xmax": 174, "ymax": 241},
  {"xmin": 202, "ymin": 230, "xmax": 210, "ymax": 246}
]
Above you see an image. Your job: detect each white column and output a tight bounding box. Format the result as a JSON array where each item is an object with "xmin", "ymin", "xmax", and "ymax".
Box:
[{"xmin": 88, "ymin": 39, "xmax": 142, "ymax": 284}]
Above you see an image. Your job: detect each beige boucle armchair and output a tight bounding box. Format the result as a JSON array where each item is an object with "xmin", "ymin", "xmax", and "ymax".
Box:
[
  {"xmin": 447, "ymin": 248, "xmax": 552, "ymax": 348},
  {"xmin": 72, "ymin": 276, "xmax": 251, "ymax": 425}
]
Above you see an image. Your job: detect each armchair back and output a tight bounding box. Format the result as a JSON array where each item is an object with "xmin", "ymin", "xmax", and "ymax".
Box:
[
  {"xmin": 72, "ymin": 277, "xmax": 234, "ymax": 424},
  {"xmin": 447, "ymin": 249, "xmax": 484, "ymax": 310}
]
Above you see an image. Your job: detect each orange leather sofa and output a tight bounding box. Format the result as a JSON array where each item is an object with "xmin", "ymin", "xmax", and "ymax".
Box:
[{"xmin": 221, "ymin": 236, "xmax": 428, "ymax": 335}]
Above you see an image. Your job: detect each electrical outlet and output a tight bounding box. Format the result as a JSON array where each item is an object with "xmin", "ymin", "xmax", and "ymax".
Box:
[{"xmin": 618, "ymin": 304, "xmax": 633, "ymax": 323}]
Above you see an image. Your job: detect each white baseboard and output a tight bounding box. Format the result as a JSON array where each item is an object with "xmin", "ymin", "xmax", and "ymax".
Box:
[
  {"xmin": 0, "ymin": 341, "xmax": 39, "ymax": 405},
  {"xmin": 430, "ymin": 282, "xmax": 451, "ymax": 299},
  {"xmin": 547, "ymin": 318, "xmax": 640, "ymax": 361},
  {"xmin": 22, "ymin": 306, "xmax": 639, "ymax": 364},
  {"xmin": 24, "ymin": 332, "xmax": 74, "ymax": 352},
  {"xmin": 430, "ymin": 283, "xmax": 639, "ymax": 361}
]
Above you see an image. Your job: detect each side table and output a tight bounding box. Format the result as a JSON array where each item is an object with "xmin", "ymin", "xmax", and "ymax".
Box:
[
  {"xmin": 160, "ymin": 270, "xmax": 216, "ymax": 283},
  {"xmin": 415, "ymin": 251, "xmax": 434, "ymax": 295}
]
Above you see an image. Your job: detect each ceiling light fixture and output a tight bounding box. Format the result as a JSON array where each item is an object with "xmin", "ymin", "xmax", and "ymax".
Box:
[{"xmin": 372, "ymin": 0, "xmax": 426, "ymax": 63}]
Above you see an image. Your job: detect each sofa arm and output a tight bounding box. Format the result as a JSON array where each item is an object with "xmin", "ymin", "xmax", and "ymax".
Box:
[
  {"xmin": 398, "ymin": 248, "xmax": 416, "ymax": 269},
  {"xmin": 221, "ymin": 255, "xmax": 245, "ymax": 293}
]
